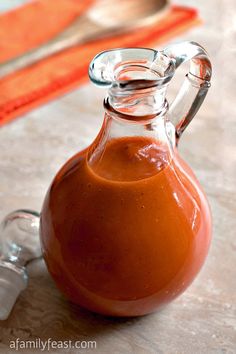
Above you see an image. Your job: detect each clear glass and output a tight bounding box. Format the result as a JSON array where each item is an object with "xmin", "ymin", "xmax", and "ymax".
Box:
[
  {"xmin": 0, "ymin": 209, "xmax": 41, "ymax": 266},
  {"xmin": 40, "ymin": 42, "xmax": 212, "ymax": 317},
  {"xmin": 0, "ymin": 210, "xmax": 40, "ymax": 320}
]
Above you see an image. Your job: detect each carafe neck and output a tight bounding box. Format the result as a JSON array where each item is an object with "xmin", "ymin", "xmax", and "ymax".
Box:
[
  {"xmin": 107, "ymin": 80, "xmax": 169, "ymax": 119},
  {"xmin": 87, "ymin": 107, "xmax": 174, "ymax": 176}
]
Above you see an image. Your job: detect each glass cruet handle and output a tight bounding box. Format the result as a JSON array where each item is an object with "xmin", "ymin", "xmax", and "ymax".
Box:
[{"xmin": 162, "ymin": 41, "xmax": 212, "ymax": 142}]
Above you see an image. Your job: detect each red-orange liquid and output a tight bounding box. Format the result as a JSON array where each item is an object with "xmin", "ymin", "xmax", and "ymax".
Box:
[{"xmin": 40, "ymin": 137, "xmax": 211, "ymax": 316}]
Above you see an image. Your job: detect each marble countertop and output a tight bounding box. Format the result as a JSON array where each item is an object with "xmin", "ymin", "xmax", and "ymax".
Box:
[{"xmin": 0, "ymin": 0, "xmax": 235, "ymax": 353}]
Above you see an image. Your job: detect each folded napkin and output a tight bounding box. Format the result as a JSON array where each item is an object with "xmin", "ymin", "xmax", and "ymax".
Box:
[{"xmin": 0, "ymin": 0, "xmax": 200, "ymax": 126}]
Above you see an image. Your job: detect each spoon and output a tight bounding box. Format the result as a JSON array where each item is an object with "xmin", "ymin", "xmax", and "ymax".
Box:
[{"xmin": 0, "ymin": 0, "xmax": 169, "ymax": 78}]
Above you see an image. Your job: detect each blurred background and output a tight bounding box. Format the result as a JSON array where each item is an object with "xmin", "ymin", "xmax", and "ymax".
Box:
[{"xmin": 0, "ymin": 1, "xmax": 235, "ymax": 353}]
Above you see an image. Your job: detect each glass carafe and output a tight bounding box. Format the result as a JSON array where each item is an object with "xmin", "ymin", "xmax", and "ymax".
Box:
[{"xmin": 40, "ymin": 42, "xmax": 212, "ymax": 317}]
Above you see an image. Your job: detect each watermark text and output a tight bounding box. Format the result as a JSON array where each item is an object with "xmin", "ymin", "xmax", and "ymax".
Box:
[{"xmin": 9, "ymin": 338, "xmax": 97, "ymax": 351}]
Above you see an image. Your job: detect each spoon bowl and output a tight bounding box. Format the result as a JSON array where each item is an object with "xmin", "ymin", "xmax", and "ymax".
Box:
[
  {"xmin": 0, "ymin": 0, "xmax": 170, "ymax": 78},
  {"xmin": 88, "ymin": 0, "xmax": 169, "ymax": 28}
]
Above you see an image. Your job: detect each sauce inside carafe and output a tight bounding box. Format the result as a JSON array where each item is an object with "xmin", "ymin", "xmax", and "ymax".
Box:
[{"xmin": 40, "ymin": 44, "xmax": 212, "ymax": 316}]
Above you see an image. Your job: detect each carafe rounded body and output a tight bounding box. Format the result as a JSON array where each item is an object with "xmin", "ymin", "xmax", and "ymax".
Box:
[{"xmin": 40, "ymin": 43, "xmax": 212, "ymax": 316}]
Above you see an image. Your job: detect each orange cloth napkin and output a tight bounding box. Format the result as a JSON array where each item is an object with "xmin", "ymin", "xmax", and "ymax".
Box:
[{"xmin": 0, "ymin": 0, "xmax": 200, "ymax": 126}]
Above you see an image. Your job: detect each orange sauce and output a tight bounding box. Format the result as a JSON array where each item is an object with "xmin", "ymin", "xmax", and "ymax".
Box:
[{"xmin": 41, "ymin": 137, "xmax": 211, "ymax": 316}]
